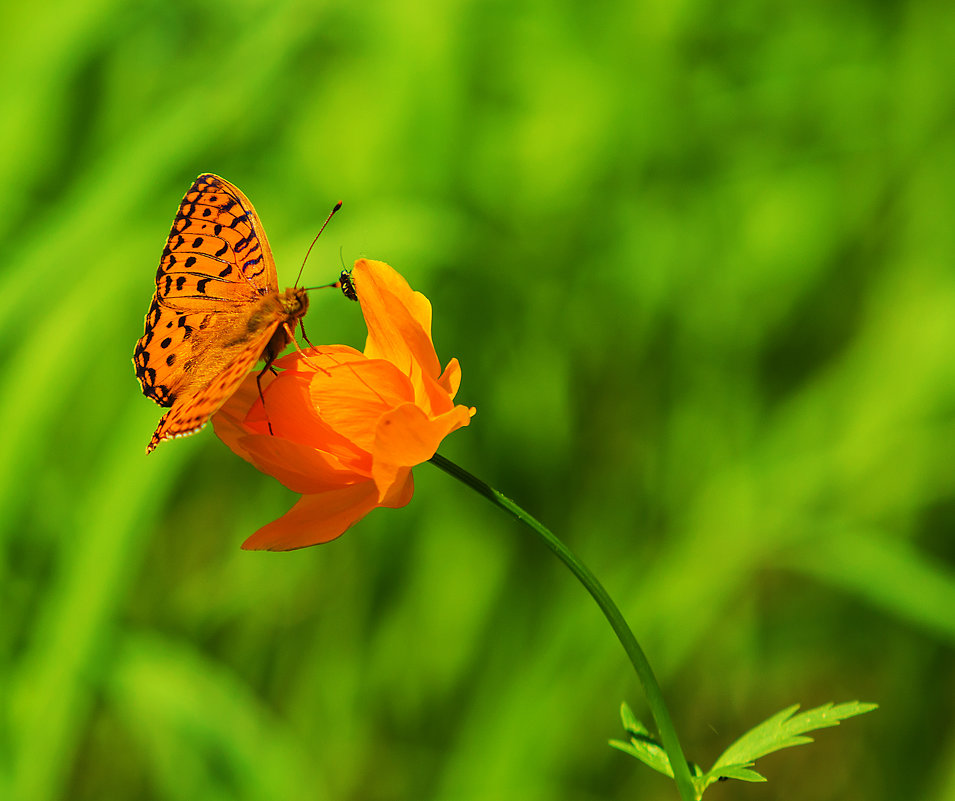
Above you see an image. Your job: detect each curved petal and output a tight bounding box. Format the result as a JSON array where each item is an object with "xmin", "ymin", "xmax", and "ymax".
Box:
[
  {"xmin": 271, "ymin": 343, "xmax": 364, "ymax": 373},
  {"xmin": 353, "ymin": 260, "xmax": 442, "ymax": 383},
  {"xmin": 370, "ymin": 402, "xmax": 473, "ymax": 498},
  {"xmin": 378, "ymin": 467, "xmax": 415, "ymax": 508},
  {"xmin": 418, "ymin": 369, "xmax": 460, "ymax": 416},
  {"xmin": 242, "ymin": 482, "xmax": 380, "ymax": 551},
  {"xmin": 374, "ymin": 403, "xmax": 471, "ymax": 466},
  {"xmin": 264, "ymin": 367, "xmax": 369, "ymax": 468},
  {"xmin": 214, "ymin": 355, "xmax": 371, "ymax": 476},
  {"xmin": 212, "ymin": 380, "xmax": 260, "ymax": 462},
  {"xmin": 437, "ymin": 357, "xmax": 462, "ymax": 399},
  {"xmin": 307, "ymin": 357, "xmax": 415, "ymax": 453},
  {"xmin": 234, "ymin": 433, "xmax": 365, "ymax": 494}
]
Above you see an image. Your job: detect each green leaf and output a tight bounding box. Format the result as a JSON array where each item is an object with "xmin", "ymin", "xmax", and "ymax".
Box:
[
  {"xmin": 609, "ymin": 736, "xmax": 674, "ymax": 779},
  {"xmin": 610, "ymin": 704, "xmax": 704, "ymax": 783},
  {"xmin": 611, "ymin": 701, "xmax": 877, "ymax": 799},
  {"xmin": 708, "ymin": 764, "xmax": 766, "ymax": 783},
  {"xmin": 619, "ymin": 701, "xmax": 643, "ymax": 737},
  {"xmin": 609, "ymin": 703, "xmax": 675, "ymax": 778},
  {"xmin": 712, "ymin": 701, "xmax": 878, "ymax": 770},
  {"xmin": 609, "ymin": 702, "xmax": 674, "ymax": 779}
]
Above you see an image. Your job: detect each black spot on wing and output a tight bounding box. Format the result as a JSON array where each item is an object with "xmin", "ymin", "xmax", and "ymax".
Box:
[{"xmin": 133, "ymin": 343, "xmax": 176, "ymax": 407}]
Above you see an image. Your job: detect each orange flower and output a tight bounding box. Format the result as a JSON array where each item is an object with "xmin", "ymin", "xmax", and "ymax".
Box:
[{"xmin": 213, "ymin": 259, "xmax": 475, "ymax": 550}]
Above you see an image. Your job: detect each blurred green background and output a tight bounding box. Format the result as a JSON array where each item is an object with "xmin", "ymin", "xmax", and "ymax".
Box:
[{"xmin": 2, "ymin": 0, "xmax": 954, "ymax": 799}]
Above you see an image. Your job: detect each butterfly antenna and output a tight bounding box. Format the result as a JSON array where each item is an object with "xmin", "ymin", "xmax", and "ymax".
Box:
[
  {"xmin": 295, "ymin": 200, "xmax": 343, "ymax": 287},
  {"xmin": 303, "ymin": 270, "xmax": 358, "ymax": 300}
]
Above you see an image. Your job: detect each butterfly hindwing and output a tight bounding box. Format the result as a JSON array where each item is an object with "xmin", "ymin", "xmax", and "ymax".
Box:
[
  {"xmin": 134, "ymin": 296, "xmax": 241, "ymax": 407},
  {"xmin": 147, "ymin": 320, "xmax": 284, "ymax": 453}
]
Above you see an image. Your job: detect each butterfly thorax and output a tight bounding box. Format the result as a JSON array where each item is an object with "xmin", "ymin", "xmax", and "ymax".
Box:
[{"xmin": 261, "ymin": 286, "xmax": 309, "ymax": 361}]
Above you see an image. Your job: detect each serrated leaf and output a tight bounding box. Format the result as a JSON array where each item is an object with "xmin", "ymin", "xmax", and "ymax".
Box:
[
  {"xmin": 609, "ymin": 734, "xmax": 674, "ymax": 779},
  {"xmin": 706, "ymin": 763, "xmax": 767, "ymax": 783},
  {"xmin": 713, "ymin": 701, "xmax": 878, "ymax": 770},
  {"xmin": 619, "ymin": 702, "xmax": 646, "ymax": 737},
  {"xmin": 612, "ymin": 699, "xmax": 876, "ymax": 800},
  {"xmin": 613, "ymin": 703, "xmax": 673, "ymax": 777}
]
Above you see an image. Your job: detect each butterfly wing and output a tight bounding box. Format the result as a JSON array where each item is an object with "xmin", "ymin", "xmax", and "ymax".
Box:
[
  {"xmin": 146, "ymin": 318, "xmax": 283, "ymax": 453},
  {"xmin": 157, "ymin": 173, "xmax": 279, "ymax": 305},
  {"xmin": 134, "ymin": 173, "xmax": 279, "ymax": 408}
]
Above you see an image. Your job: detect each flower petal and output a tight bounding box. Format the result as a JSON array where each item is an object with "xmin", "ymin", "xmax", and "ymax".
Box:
[
  {"xmin": 271, "ymin": 343, "xmax": 363, "ymax": 373},
  {"xmin": 437, "ymin": 357, "xmax": 462, "ymax": 399},
  {"xmin": 374, "ymin": 403, "xmax": 470, "ymax": 466},
  {"xmin": 231, "ymin": 433, "xmax": 364, "ymax": 494},
  {"xmin": 370, "ymin": 402, "xmax": 473, "ymax": 498},
  {"xmin": 378, "ymin": 466, "xmax": 415, "ymax": 508},
  {"xmin": 214, "ymin": 378, "xmax": 272, "ymax": 461},
  {"xmin": 264, "ymin": 362, "xmax": 370, "ymax": 469},
  {"xmin": 307, "ymin": 357, "xmax": 415, "ymax": 454},
  {"xmin": 242, "ymin": 482, "xmax": 380, "ymax": 551},
  {"xmin": 353, "ymin": 259, "xmax": 442, "ymax": 385}
]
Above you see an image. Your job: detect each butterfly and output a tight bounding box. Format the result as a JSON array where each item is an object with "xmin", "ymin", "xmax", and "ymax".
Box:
[{"xmin": 134, "ymin": 173, "xmax": 313, "ymax": 454}]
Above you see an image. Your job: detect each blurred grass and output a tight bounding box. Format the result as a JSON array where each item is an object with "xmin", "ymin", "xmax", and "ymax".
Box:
[{"xmin": 2, "ymin": 0, "xmax": 955, "ymax": 800}]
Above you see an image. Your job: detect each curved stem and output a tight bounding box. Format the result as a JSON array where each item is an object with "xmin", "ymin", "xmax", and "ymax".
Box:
[{"xmin": 429, "ymin": 453, "xmax": 695, "ymax": 801}]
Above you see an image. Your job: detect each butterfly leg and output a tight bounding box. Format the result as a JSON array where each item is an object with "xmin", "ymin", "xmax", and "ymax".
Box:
[
  {"xmin": 299, "ymin": 318, "xmax": 314, "ymax": 349},
  {"xmin": 255, "ymin": 351, "xmax": 279, "ymax": 436},
  {"xmin": 284, "ymin": 322, "xmax": 330, "ymax": 376}
]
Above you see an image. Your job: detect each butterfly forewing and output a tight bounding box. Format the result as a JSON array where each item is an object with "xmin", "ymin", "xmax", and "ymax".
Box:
[{"xmin": 153, "ymin": 174, "xmax": 275, "ymax": 309}]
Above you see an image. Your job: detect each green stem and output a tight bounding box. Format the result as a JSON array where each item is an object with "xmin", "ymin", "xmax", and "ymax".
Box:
[{"xmin": 429, "ymin": 452, "xmax": 696, "ymax": 801}]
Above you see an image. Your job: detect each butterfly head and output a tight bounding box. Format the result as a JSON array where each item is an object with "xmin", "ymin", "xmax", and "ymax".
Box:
[{"xmin": 281, "ymin": 286, "xmax": 310, "ymax": 319}]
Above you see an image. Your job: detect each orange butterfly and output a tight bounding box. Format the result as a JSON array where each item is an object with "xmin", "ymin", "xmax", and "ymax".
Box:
[{"xmin": 134, "ymin": 173, "xmax": 314, "ymax": 454}]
